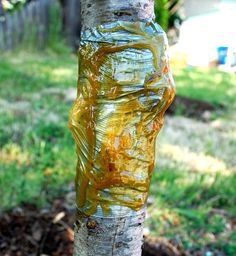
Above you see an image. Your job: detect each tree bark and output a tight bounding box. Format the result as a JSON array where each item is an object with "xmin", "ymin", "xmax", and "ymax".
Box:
[
  {"xmin": 74, "ymin": 207, "xmax": 146, "ymax": 256},
  {"xmin": 80, "ymin": 0, "xmax": 155, "ymax": 30},
  {"xmin": 69, "ymin": 0, "xmax": 175, "ymax": 255}
]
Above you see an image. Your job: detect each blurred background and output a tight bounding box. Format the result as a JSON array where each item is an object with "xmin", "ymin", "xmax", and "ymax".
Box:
[{"xmin": 0, "ymin": 0, "xmax": 235, "ymax": 255}]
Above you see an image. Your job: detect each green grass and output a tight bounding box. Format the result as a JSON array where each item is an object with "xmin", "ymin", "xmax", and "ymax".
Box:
[
  {"xmin": 147, "ymin": 168, "xmax": 236, "ymax": 254},
  {"xmin": 0, "ymin": 49, "xmax": 78, "ymax": 209},
  {"xmin": 0, "ymin": 109, "xmax": 77, "ymax": 209},
  {"xmin": 0, "ymin": 49, "xmax": 235, "ymax": 254},
  {"xmin": 173, "ymin": 66, "xmax": 236, "ymax": 108},
  {"xmin": 0, "ymin": 50, "xmax": 77, "ymax": 99}
]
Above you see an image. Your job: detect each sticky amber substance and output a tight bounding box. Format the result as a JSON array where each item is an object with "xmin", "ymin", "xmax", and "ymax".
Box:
[{"xmin": 68, "ymin": 21, "xmax": 175, "ymax": 216}]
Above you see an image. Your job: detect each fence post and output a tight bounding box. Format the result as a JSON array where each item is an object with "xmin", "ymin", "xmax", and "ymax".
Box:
[
  {"xmin": 5, "ymin": 14, "xmax": 13, "ymax": 50},
  {"xmin": 0, "ymin": 0, "xmax": 4, "ymax": 16},
  {"xmin": 60, "ymin": 0, "xmax": 81, "ymax": 50},
  {"xmin": 0, "ymin": 21, "xmax": 3, "ymax": 50}
]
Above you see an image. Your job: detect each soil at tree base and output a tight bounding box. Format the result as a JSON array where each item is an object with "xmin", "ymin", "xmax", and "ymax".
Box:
[
  {"xmin": 0, "ymin": 198, "xmax": 186, "ymax": 256},
  {"xmin": 0, "ymin": 197, "xmax": 221, "ymax": 256}
]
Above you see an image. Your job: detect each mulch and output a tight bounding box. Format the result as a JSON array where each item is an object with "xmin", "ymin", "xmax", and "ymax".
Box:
[
  {"xmin": 167, "ymin": 95, "xmax": 223, "ymax": 120},
  {"xmin": 0, "ymin": 198, "xmax": 74, "ymax": 256},
  {"xmin": 0, "ymin": 198, "xmax": 189, "ymax": 256}
]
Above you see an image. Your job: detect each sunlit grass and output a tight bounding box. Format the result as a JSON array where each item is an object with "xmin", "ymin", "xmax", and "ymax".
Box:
[
  {"xmin": 0, "ymin": 51, "xmax": 77, "ymax": 100},
  {"xmin": 0, "ymin": 143, "xmax": 30, "ymax": 166},
  {"xmin": 147, "ymin": 168, "xmax": 236, "ymax": 254},
  {"xmin": 0, "ymin": 50, "xmax": 77, "ymax": 209},
  {"xmin": 160, "ymin": 143, "xmax": 230, "ymax": 175},
  {"xmin": 173, "ymin": 67, "xmax": 236, "ymax": 107},
  {"xmin": 157, "ymin": 116, "xmax": 236, "ymax": 172}
]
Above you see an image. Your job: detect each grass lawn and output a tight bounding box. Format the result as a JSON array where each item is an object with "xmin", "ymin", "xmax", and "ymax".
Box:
[
  {"xmin": 0, "ymin": 49, "xmax": 78, "ymax": 208},
  {"xmin": 0, "ymin": 49, "xmax": 235, "ymax": 255},
  {"xmin": 173, "ymin": 66, "xmax": 236, "ymax": 108}
]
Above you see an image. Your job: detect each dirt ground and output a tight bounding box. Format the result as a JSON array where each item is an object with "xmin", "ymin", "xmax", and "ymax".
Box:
[{"xmin": 0, "ymin": 197, "xmax": 191, "ymax": 256}]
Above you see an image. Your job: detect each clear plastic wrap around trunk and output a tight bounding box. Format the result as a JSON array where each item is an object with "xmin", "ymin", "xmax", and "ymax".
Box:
[{"xmin": 68, "ymin": 21, "xmax": 175, "ymax": 216}]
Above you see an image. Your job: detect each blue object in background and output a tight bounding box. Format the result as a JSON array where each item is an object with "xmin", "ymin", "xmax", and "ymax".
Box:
[{"xmin": 217, "ymin": 46, "xmax": 228, "ymax": 65}]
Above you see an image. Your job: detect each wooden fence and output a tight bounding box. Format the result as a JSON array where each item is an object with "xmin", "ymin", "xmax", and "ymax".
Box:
[{"xmin": 0, "ymin": 0, "xmax": 57, "ymax": 51}]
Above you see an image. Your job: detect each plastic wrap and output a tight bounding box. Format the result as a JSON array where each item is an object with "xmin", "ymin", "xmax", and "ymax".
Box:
[{"xmin": 68, "ymin": 21, "xmax": 175, "ymax": 216}]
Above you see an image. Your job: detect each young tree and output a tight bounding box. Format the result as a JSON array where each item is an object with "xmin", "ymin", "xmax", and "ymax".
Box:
[{"xmin": 68, "ymin": 0, "xmax": 175, "ymax": 255}]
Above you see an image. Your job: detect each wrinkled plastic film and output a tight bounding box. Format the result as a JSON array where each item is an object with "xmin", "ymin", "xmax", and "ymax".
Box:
[{"xmin": 68, "ymin": 21, "xmax": 175, "ymax": 216}]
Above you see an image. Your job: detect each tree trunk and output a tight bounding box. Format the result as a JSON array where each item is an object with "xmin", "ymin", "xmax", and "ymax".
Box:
[
  {"xmin": 80, "ymin": 0, "xmax": 155, "ymax": 30},
  {"xmin": 69, "ymin": 0, "xmax": 175, "ymax": 255}
]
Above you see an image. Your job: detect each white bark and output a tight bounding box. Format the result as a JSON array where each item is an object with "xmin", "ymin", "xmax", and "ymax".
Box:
[
  {"xmin": 73, "ymin": 0, "xmax": 157, "ymax": 255},
  {"xmin": 74, "ymin": 207, "xmax": 146, "ymax": 256},
  {"xmin": 80, "ymin": 0, "xmax": 155, "ymax": 30}
]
